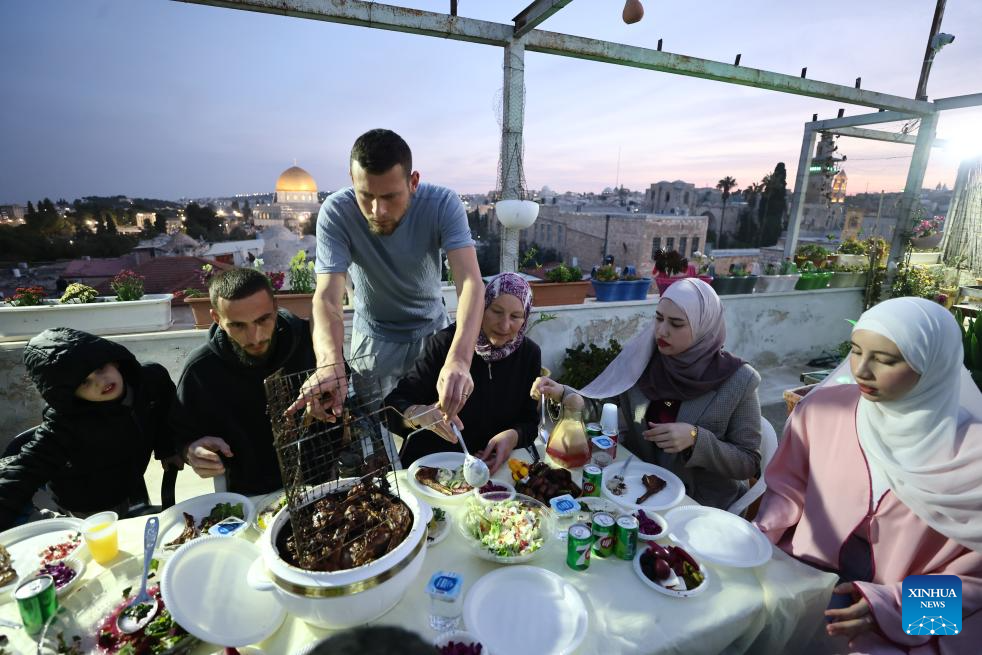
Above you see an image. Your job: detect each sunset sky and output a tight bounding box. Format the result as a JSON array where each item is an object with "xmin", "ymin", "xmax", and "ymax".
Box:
[{"xmin": 2, "ymin": 0, "xmax": 981, "ymax": 204}]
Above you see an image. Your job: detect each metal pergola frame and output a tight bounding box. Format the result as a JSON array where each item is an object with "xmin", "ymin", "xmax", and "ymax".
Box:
[{"xmin": 175, "ymin": 0, "xmax": 982, "ymax": 272}]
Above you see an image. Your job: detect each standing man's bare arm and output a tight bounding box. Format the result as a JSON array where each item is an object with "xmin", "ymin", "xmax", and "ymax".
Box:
[
  {"xmin": 438, "ymin": 246, "xmax": 484, "ymax": 421},
  {"xmin": 285, "ymin": 272, "xmax": 348, "ymax": 420}
]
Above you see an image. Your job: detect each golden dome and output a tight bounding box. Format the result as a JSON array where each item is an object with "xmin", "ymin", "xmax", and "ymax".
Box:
[{"xmin": 275, "ymin": 165, "xmax": 318, "ymax": 193}]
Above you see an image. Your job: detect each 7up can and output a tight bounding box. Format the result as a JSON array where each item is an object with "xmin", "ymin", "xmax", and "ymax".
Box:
[
  {"xmin": 15, "ymin": 574, "xmax": 58, "ymax": 634},
  {"xmin": 566, "ymin": 524, "xmax": 593, "ymax": 571},
  {"xmin": 591, "ymin": 512, "xmax": 616, "ymax": 557},
  {"xmin": 614, "ymin": 515, "xmax": 639, "ymax": 560}
]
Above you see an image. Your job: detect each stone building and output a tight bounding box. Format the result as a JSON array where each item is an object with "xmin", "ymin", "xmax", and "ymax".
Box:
[{"xmin": 645, "ymin": 180, "xmax": 696, "ymax": 215}]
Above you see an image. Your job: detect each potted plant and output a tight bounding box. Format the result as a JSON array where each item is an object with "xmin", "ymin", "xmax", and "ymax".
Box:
[
  {"xmin": 530, "ymin": 263, "xmax": 589, "ymax": 307},
  {"xmin": 910, "ymin": 215, "xmax": 943, "ymax": 249},
  {"xmin": 955, "ymin": 309, "xmax": 982, "ymax": 391},
  {"xmin": 794, "ymin": 261, "xmax": 832, "ymax": 290},
  {"xmin": 276, "ymin": 250, "xmax": 316, "ymax": 319},
  {"xmin": 59, "ymin": 283, "xmax": 99, "ymax": 304},
  {"xmin": 652, "ymin": 249, "xmax": 711, "ymax": 296},
  {"xmin": 711, "ymin": 263, "xmax": 758, "ymax": 296},
  {"xmin": 754, "ymin": 260, "xmax": 801, "ymax": 293},
  {"xmin": 794, "ymin": 243, "xmax": 832, "ymax": 269},
  {"xmin": 110, "ymin": 270, "xmax": 145, "ymax": 301},
  {"xmin": 1, "ymin": 279, "xmax": 172, "ymax": 343},
  {"xmin": 590, "ymin": 265, "xmax": 652, "ymax": 302},
  {"xmin": 834, "ymin": 238, "xmax": 867, "ymax": 267},
  {"xmin": 828, "ymin": 262, "xmax": 868, "ymax": 288}
]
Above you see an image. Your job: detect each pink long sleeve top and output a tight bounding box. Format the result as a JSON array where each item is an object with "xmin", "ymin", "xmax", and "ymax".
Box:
[{"xmin": 755, "ymin": 384, "xmax": 982, "ymax": 654}]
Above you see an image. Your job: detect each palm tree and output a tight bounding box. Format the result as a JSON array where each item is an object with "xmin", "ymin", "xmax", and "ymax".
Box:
[{"xmin": 715, "ymin": 176, "xmax": 738, "ymax": 247}]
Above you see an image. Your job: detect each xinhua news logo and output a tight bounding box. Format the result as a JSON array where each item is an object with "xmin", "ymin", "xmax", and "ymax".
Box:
[{"xmin": 902, "ymin": 575, "xmax": 962, "ymax": 636}]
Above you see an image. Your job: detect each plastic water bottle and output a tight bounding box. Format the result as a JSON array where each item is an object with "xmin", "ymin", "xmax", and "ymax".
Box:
[{"xmin": 426, "ymin": 571, "xmax": 463, "ymax": 632}]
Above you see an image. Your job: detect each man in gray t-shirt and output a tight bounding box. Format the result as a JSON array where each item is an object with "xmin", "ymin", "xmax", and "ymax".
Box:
[{"xmin": 288, "ymin": 129, "xmax": 484, "ymax": 427}]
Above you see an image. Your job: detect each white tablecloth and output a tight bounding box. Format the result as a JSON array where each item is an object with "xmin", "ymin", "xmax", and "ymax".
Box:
[{"xmin": 1, "ymin": 447, "xmax": 837, "ymax": 655}]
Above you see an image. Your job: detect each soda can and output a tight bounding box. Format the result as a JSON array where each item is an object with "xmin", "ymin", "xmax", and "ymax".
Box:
[
  {"xmin": 614, "ymin": 515, "xmax": 639, "ymax": 560},
  {"xmin": 582, "ymin": 465, "xmax": 603, "ymax": 497},
  {"xmin": 15, "ymin": 574, "xmax": 58, "ymax": 634},
  {"xmin": 591, "ymin": 512, "xmax": 616, "ymax": 557},
  {"xmin": 566, "ymin": 523, "xmax": 593, "ymax": 571},
  {"xmin": 586, "ymin": 422, "xmax": 603, "ymax": 438}
]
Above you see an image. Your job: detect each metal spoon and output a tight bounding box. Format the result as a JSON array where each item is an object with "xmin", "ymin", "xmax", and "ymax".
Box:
[
  {"xmin": 452, "ymin": 424, "xmax": 490, "ymax": 488},
  {"xmin": 117, "ymin": 517, "xmax": 160, "ymax": 635}
]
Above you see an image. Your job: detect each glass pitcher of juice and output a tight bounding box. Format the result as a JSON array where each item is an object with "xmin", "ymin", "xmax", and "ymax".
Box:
[
  {"xmin": 81, "ymin": 511, "xmax": 120, "ymax": 564},
  {"xmin": 546, "ymin": 396, "xmax": 592, "ymax": 469}
]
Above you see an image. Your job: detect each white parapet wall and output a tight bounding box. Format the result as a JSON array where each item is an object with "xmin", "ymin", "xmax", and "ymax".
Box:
[{"xmin": 0, "ymin": 288, "xmax": 864, "ymax": 439}]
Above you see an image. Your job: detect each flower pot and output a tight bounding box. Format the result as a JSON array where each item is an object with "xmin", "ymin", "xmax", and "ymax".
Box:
[
  {"xmin": 754, "ymin": 274, "xmax": 800, "ymax": 293},
  {"xmin": 654, "ymin": 274, "xmax": 712, "ymax": 296},
  {"xmin": 711, "ymin": 276, "xmax": 738, "ymax": 295},
  {"xmin": 783, "ymin": 384, "xmax": 817, "ymax": 416},
  {"xmin": 185, "ymin": 293, "xmax": 314, "ymax": 328},
  {"xmin": 910, "ymin": 234, "xmax": 942, "ymax": 249},
  {"xmin": 908, "ymin": 251, "xmax": 941, "ymax": 265},
  {"xmin": 833, "ymin": 254, "xmax": 866, "ymax": 266},
  {"xmin": 625, "ymin": 278, "xmax": 652, "ymax": 301},
  {"xmin": 274, "ymin": 293, "xmax": 314, "ymax": 320},
  {"xmin": 1, "ymin": 294, "xmax": 173, "ymax": 343},
  {"xmin": 734, "ymin": 275, "xmax": 758, "ymax": 295},
  {"xmin": 828, "ymin": 271, "xmax": 865, "ymax": 288},
  {"xmin": 590, "ymin": 280, "xmax": 627, "ymax": 302},
  {"xmin": 529, "ymin": 281, "xmax": 590, "ymax": 307}
]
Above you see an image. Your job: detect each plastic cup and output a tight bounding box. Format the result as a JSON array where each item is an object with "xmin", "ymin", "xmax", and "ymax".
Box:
[
  {"xmin": 81, "ymin": 511, "xmax": 119, "ymax": 564},
  {"xmin": 600, "ymin": 403, "xmax": 619, "ymax": 434}
]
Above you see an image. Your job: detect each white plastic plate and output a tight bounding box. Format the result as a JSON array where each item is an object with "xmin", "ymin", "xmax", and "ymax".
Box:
[
  {"xmin": 161, "ymin": 536, "xmax": 285, "ymax": 648},
  {"xmin": 633, "ymin": 548, "xmax": 711, "ymax": 598},
  {"xmin": 0, "ymin": 517, "xmax": 84, "ymax": 599},
  {"xmin": 601, "ymin": 462, "xmax": 685, "ymax": 511},
  {"xmin": 158, "ymin": 492, "xmax": 255, "ymax": 552},
  {"xmin": 407, "ymin": 452, "xmax": 473, "ymax": 504},
  {"xmin": 665, "ymin": 505, "xmax": 772, "ymax": 568},
  {"xmin": 463, "ymin": 565, "xmax": 588, "ymax": 655}
]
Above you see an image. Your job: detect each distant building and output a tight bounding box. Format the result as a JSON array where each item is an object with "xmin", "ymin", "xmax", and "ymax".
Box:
[
  {"xmin": 0, "ymin": 204, "xmax": 26, "ymax": 224},
  {"xmin": 253, "ymin": 165, "xmax": 321, "ymax": 234},
  {"xmin": 645, "ymin": 180, "xmax": 696, "ymax": 215},
  {"xmin": 491, "ymin": 204, "xmax": 707, "ymax": 273}
]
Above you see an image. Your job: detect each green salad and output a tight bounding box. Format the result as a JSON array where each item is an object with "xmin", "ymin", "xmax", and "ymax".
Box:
[{"xmin": 464, "ymin": 499, "xmax": 544, "ymax": 558}]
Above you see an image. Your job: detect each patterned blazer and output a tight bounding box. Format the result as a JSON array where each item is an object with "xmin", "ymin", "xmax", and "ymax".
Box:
[{"xmin": 617, "ymin": 363, "xmax": 762, "ymax": 510}]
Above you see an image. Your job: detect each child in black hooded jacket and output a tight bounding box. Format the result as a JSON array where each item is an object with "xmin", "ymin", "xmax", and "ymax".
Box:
[{"xmin": 0, "ymin": 328, "xmax": 180, "ymax": 529}]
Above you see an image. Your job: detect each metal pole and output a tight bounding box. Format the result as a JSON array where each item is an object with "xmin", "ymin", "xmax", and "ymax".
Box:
[
  {"xmin": 784, "ymin": 128, "xmax": 817, "ymax": 259},
  {"xmin": 915, "ymin": 0, "xmax": 947, "ymax": 101},
  {"xmin": 887, "ymin": 112, "xmax": 940, "ymax": 271},
  {"xmin": 498, "ymin": 39, "xmax": 527, "ymax": 273},
  {"xmin": 873, "ymin": 190, "xmax": 884, "ymax": 237}
]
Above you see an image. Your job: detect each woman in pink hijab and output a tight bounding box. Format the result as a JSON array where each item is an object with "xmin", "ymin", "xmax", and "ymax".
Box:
[
  {"xmin": 533, "ymin": 277, "xmax": 762, "ymax": 509},
  {"xmin": 756, "ymin": 297, "xmax": 982, "ymax": 654}
]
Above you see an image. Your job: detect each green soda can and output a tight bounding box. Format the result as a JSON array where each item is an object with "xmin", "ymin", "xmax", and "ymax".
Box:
[
  {"xmin": 15, "ymin": 574, "xmax": 58, "ymax": 634},
  {"xmin": 591, "ymin": 512, "xmax": 616, "ymax": 557},
  {"xmin": 581, "ymin": 465, "xmax": 602, "ymax": 497},
  {"xmin": 614, "ymin": 515, "xmax": 639, "ymax": 560},
  {"xmin": 566, "ymin": 524, "xmax": 593, "ymax": 571},
  {"xmin": 586, "ymin": 422, "xmax": 603, "ymax": 439}
]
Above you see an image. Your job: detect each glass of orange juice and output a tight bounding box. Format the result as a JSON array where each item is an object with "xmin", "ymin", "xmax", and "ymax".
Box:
[{"xmin": 81, "ymin": 511, "xmax": 119, "ymax": 564}]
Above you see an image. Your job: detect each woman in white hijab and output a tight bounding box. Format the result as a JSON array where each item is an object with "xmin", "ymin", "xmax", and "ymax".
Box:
[
  {"xmin": 755, "ymin": 297, "xmax": 982, "ymax": 654},
  {"xmin": 533, "ymin": 278, "xmax": 762, "ymax": 509}
]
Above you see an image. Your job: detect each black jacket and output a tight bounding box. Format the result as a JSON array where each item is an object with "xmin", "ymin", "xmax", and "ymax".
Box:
[
  {"xmin": 385, "ymin": 324, "xmax": 540, "ymax": 467},
  {"xmin": 0, "ymin": 328, "xmax": 178, "ymax": 529},
  {"xmin": 174, "ymin": 310, "xmax": 315, "ymax": 495}
]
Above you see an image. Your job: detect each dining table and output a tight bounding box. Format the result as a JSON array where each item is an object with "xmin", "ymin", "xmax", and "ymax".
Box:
[{"xmin": 1, "ymin": 444, "xmax": 838, "ymax": 655}]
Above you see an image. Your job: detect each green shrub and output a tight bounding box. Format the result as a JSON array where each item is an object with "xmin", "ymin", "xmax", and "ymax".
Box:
[
  {"xmin": 288, "ymin": 250, "xmax": 316, "ymax": 294},
  {"xmin": 545, "ymin": 263, "xmax": 583, "ymax": 283},
  {"xmin": 557, "ymin": 339, "xmax": 623, "ymax": 390}
]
